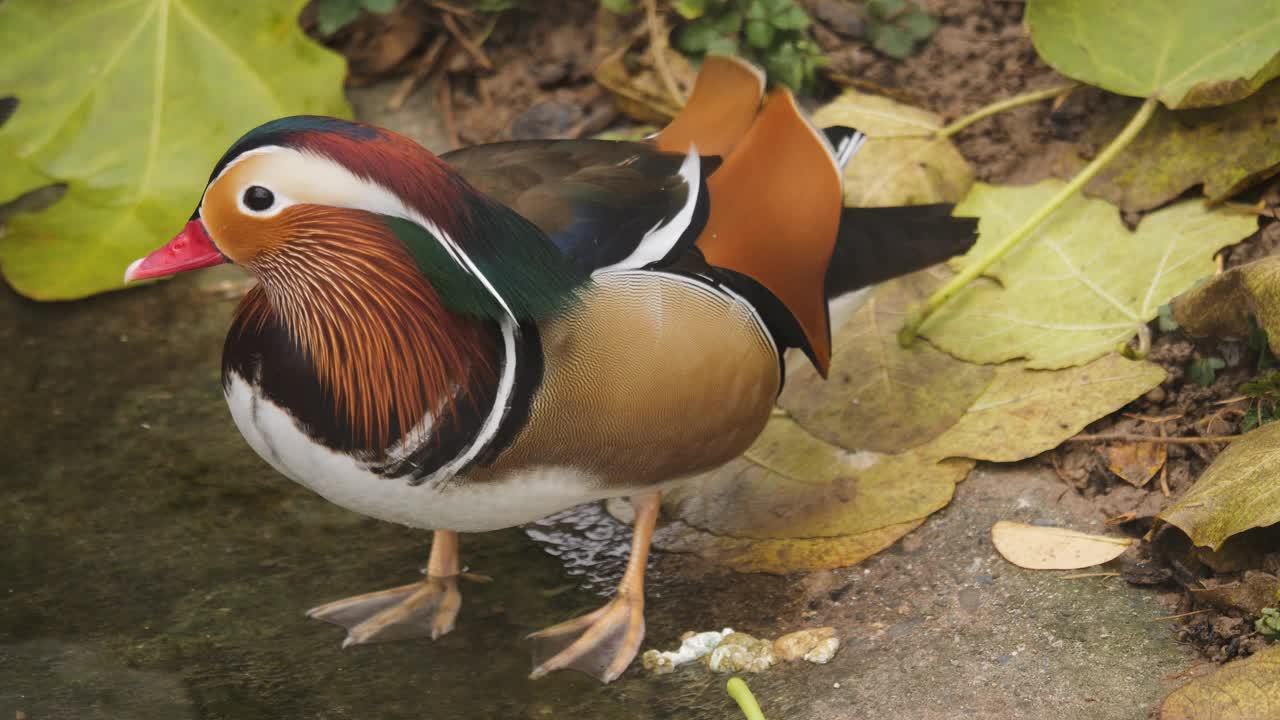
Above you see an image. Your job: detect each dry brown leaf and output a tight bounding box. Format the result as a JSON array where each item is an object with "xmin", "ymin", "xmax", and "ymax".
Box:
[
  {"xmin": 1051, "ymin": 83, "xmax": 1280, "ymax": 213},
  {"xmin": 1190, "ymin": 571, "xmax": 1280, "ymax": 615},
  {"xmin": 1102, "ymin": 442, "xmax": 1167, "ymax": 487},
  {"xmin": 1173, "ymin": 255, "xmax": 1280, "ymax": 350},
  {"xmin": 991, "ymin": 521, "xmax": 1132, "ymax": 570},
  {"xmin": 592, "ymin": 42, "xmax": 692, "ymax": 124}
]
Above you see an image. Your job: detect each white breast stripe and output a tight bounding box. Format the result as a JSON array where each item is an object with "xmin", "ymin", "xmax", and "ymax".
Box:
[
  {"xmin": 594, "ymin": 145, "xmax": 702, "ymax": 275},
  {"xmin": 431, "ymin": 314, "xmax": 519, "ymax": 482}
]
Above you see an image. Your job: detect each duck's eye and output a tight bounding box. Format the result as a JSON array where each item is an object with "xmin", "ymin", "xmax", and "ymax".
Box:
[{"xmin": 243, "ymin": 186, "xmax": 275, "ymax": 212}]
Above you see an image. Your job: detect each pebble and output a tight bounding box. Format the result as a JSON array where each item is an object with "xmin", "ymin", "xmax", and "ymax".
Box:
[
  {"xmin": 643, "ymin": 626, "xmax": 841, "ymax": 675},
  {"xmin": 773, "ymin": 626, "xmax": 837, "ymax": 661},
  {"xmin": 707, "ymin": 632, "xmax": 777, "ymax": 673},
  {"xmin": 641, "ymin": 628, "xmax": 733, "ymax": 675}
]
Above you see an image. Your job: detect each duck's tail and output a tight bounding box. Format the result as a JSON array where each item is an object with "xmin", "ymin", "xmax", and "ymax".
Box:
[{"xmin": 654, "ymin": 56, "xmax": 976, "ymax": 376}]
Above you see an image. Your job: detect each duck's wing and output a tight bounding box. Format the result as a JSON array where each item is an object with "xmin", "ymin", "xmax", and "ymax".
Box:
[{"xmin": 444, "ymin": 140, "xmax": 717, "ymax": 276}]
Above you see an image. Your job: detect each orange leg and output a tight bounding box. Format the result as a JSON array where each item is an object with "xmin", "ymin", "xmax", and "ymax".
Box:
[
  {"xmin": 528, "ymin": 492, "xmax": 660, "ymax": 683},
  {"xmin": 307, "ymin": 530, "xmax": 463, "ymax": 646}
]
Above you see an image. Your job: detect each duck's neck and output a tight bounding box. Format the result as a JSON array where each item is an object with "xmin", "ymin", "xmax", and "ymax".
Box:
[{"xmin": 222, "ymin": 211, "xmax": 500, "ymax": 461}]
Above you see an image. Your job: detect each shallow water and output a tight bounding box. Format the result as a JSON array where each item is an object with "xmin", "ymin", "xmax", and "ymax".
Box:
[{"xmin": 0, "ymin": 271, "xmax": 761, "ymax": 720}]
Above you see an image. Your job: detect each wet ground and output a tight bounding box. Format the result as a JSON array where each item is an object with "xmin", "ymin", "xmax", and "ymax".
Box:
[
  {"xmin": 1, "ymin": 86, "xmax": 1196, "ymax": 720},
  {"xmin": 0, "ymin": 264, "xmax": 814, "ymax": 720}
]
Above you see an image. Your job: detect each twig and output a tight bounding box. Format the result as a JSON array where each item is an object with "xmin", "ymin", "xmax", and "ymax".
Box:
[
  {"xmin": 1149, "ymin": 609, "xmax": 1210, "ymax": 622},
  {"xmin": 1065, "ymin": 433, "xmax": 1239, "ymax": 445},
  {"xmin": 478, "ymin": 76, "xmax": 495, "ymax": 114},
  {"xmin": 1060, "ymin": 572, "xmax": 1121, "ymax": 579},
  {"xmin": 643, "ymin": 0, "xmax": 686, "ymax": 106},
  {"xmin": 1219, "ymin": 200, "xmax": 1278, "ymax": 218},
  {"xmin": 1212, "ymin": 395, "xmax": 1248, "ymax": 406},
  {"xmin": 388, "ymin": 34, "xmax": 451, "ymax": 111},
  {"xmin": 936, "ymin": 82, "xmax": 1080, "ymax": 139},
  {"xmin": 442, "ymin": 12, "xmax": 492, "ymax": 70},
  {"xmin": 1104, "ymin": 512, "xmax": 1137, "ymax": 526},
  {"xmin": 1121, "ymin": 412, "xmax": 1183, "ymax": 423},
  {"xmin": 438, "ymin": 74, "xmax": 461, "ymax": 150},
  {"xmin": 428, "ymin": 0, "xmax": 474, "ymax": 17},
  {"xmin": 824, "ymin": 70, "xmax": 922, "ymax": 105},
  {"xmin": 901, "ymin": 96, "xmax": 1160, "ymax": 345},
  {"xmin": 1158, "ymin": 421, "xmax": 1171, "ymax": 497}
]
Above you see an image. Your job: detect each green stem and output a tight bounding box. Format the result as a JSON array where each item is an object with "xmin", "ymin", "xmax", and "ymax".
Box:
[
  {"xmin": 899, "ymin": 95, "xmax": 1159, "ymax": 346},
  {"xmin": 937, "ymin": 82, "xmax": 1080, "ymax": 139},
  {"xmin": 727, "ymin": 677, "xmax": 767, "ymax": 720}
]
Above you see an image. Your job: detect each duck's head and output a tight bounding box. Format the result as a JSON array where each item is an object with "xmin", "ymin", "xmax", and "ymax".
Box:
[{"xmin": 124, "ymin": 116, "xmax": 466, "ymax": 285}]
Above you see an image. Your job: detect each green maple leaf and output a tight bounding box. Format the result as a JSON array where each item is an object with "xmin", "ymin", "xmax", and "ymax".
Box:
[{"xmin": 0, "ymin": 0, "xmax": 351, "ymax": 300}]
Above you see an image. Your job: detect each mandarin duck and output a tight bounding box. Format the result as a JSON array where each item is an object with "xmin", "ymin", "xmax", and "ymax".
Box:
[{"xmin": 125, "ymin": 56, "xmax": 976, "ymax": 682}]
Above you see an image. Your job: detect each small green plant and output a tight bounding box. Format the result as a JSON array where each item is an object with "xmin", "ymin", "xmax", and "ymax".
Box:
[
  {"xmin": 314, "ymin": 0, "xmax": 396, "ymax": 36},
  {"xmin": 1238, "ymin": 370, "xmax": 1280, "ymax": 431},
  {"xmin": 1257, "ymin": 607, "xmax": 1280, "ymax": 640},
  {"xmin": 667, "ymin": 0, "xmax": 825, "ymax": 92},
  {"xmin": 864, "ymin": 0, "xmax": 938, "ymax": 59},
  {"xmin": 1188, "ymin": 356, "xmax": 1226, "ymax": 387},
  {"xmin": 1247, "ymin": 316, "xmax": 1275, "ymax": 372}
]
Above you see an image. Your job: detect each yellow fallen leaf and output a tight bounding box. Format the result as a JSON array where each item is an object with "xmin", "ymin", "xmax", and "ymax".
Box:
[
  {"xmin": 1159, "ymin": 421, "xmax": 1280, "ymax": 550},
  {"xmin": 991, "ymin": 521, "xmax": 1132, "ymax": 570},
  {"xmin": 811, "ymin": 90, "xmax": 973, "ymax": 207},
  {"xmin": 653, "ymin": 518, "xmax": 924, "ymax": 575},
  {"xmin": 1159, "ymin": 645, "xmax": 1280, "ymax": 720}
]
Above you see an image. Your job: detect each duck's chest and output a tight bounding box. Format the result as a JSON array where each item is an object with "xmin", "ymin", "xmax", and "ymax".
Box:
[
  {"xmin": 219, "ymin": 301, "xmax": 594, "ymax": 532},
  {"xmin": 221, "ymin": 371, "xmax": 601, "ymax": 531}
]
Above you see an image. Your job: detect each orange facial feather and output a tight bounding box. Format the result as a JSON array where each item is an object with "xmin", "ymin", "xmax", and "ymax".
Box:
[{"xmin": 231, "ymin": 206, "xmax": 497, "ymax": 454}]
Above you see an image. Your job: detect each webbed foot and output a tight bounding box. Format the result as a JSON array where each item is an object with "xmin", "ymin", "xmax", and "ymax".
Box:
[
  {"xmin": 527, "ymin": 493, "xmax": 660, "ymax": 683},
  {"xmin": 528, "ymin": 589, "xmax": 645, "ymax": 682},
  {"xmin": 307, "ymin": 529, "xmax": 465, "ymax": 646},
  {"xmin": 307, "ymin": 574, "xmax": 462, "ymax": 645}
]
